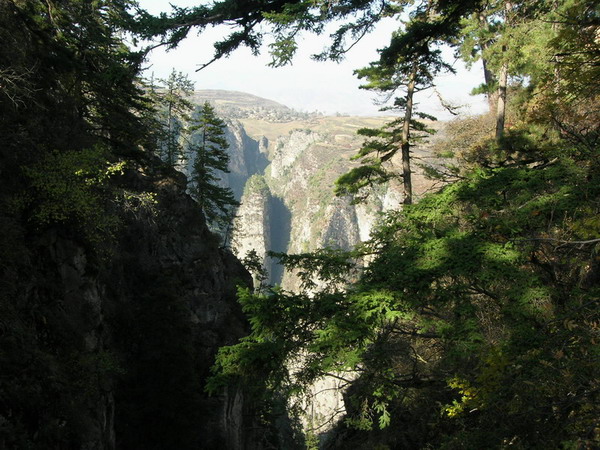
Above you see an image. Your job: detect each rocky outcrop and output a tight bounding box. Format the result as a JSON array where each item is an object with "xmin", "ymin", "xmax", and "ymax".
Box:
[
  {"xmin": 174, "ymin": 97, "xmax": 409, "ymax": 291},
  {"xmin": 261, "ymin": 129, "xmax": 398, "ymax": 290},
  {"xmin": 110, "ymin": 161, "xmax": 253, "ymax": 449},
  {"xmin": 204, "ymin": 122, "xmax": 404, "ymax": 291},
  {"xmin": 158, "ymin": 92, "xmax": 444, "ymax": 292},
  {"xmin": 222, "ymin": 119, "xmax": 269, "ymax": 199},
  {"xmin": 232, "ymin": 175, "xmax": 272, "ymax": 286},
  {"xmin": 270, "ymin": 129, "xmax": 322, "ymax": 180}
]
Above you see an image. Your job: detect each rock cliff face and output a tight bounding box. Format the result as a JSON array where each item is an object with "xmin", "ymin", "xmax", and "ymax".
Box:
[
  {"xmin": 270, "ymin": 129, "xmax": 322, "ymax": 179},
  {"xmin": 222, "ymin": 119, "xmax": 269, "ymax": 199},
  {"xmin": 178, "ymin": 93, "xmax": 440, "ymax": 292},
  {"xmin": 231, "ymin": 175, "xmax": 273, "ymax": 285},
  {"xmin": 226, "ymin": 126, "xmax": 404, "ymax": 290},
  {"xmin": 110, "ymin": 161, "xmax": 253, "ymax": 449},
  {"xmin": 0, "ymin": 156, "xmax": 254, "ymax": 449}
]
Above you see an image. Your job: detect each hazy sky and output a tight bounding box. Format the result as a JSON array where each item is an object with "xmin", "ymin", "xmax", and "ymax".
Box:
[{"xmin": 136, "ymin": 0, "xmax": 488, "ymax": 118}]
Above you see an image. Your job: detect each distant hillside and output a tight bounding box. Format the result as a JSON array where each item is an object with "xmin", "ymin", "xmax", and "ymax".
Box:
[{"xmin": 190, "ymin": 89, "xmax": 315, "ymax": 122}]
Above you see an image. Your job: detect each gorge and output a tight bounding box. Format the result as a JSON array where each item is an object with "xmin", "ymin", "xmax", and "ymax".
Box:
[{"xmin": 182, "ymin": 90, "xmax": 445, "ymax": 291}]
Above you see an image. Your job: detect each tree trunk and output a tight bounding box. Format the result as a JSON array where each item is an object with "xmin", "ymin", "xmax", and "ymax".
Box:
[
  {"xmin": 478, "ymin": 13, "xmax": 498, "ymax": 112},
  {"xmin": 200, "ymin": 128, "xmax": 206, "ymax": 210},
  {"xmin": 401, "ymin": 62, "xmax": 417, "ymax": 205},
  {"xmin": 482, "ymin": 55, "xmax": 499, "ymax": 111},
  {"xmin": 496, "ymin": 2, "xmax": 512, "ymax": 141},
  {"xmin": 495, "ymin": 57, "xmax": 508, "ymax": 141},
  {"xmin": 167, "ymin": 86, "xmax": 174, "ymax": 166}
]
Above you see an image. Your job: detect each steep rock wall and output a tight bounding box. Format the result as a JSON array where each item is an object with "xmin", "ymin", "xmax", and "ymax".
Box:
[
  {"xmin": 175, "ymin": 100, "xmax": 401, "ymax": 291},
  {"xmin": 263, "ymin": 129, "xmax": 391, "ymax": 290},
  {"xmin": 223, "ymin": 119, "xmax": 269, "ymax": 199},
  {"xmin": 222, "ymin": 124, "xmax": 400, "ymax": 291},
  {"xmin": 231, "ymin": 175, "xmax": 272, "ymax": 286},
  {"xmin": 0, "ymin": 157, "xmax": 255, "ymax": 449},
  {"xmin": 110, "ymin": 162, "xmax": 253, "ymax": 449}
]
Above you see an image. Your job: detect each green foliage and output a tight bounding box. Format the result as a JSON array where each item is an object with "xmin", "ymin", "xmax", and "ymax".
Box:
[
  {"xmin": 243, "ymin": 174, "xmax": 271, "ymax": 197},
  {"xmin": 241, "ymin": 249, "xmax": 270, "ymax": 293},
  {"xmin": 338, "ymin": 5, "xmax": 450, "ymax": 204},
  {"xmin": 188, "ymin": 101, "xmax": 239, "ymax": 237},
  {"xmin": 335, "ymin": 164, "xmax": 390, "ymax": 201},
  {"xmin": 22, "ymin": 145, "xmax": 123, "ymax": 245},
  {"xmin": 148, "ymin": 69, "xmax": 195, "ymax": 166},
  {"xmin": 335, "ymin": 115, "xmax": 436, "ymax": 202},
  {"xmin": 2, "ymin": 0, "xmax": 599, "ymax": 448},
  {"xmin": 131, "ymin": 0, "xmax": 401, "ymax": 67}
]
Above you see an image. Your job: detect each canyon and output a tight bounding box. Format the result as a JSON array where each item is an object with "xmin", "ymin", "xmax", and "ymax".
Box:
[{"xmin": 184, "ymin": 90, "xmax": 446, "ymax": 291}]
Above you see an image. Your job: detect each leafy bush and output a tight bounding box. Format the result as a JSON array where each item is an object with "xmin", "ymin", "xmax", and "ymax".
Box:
[{"xmin": 22, "ymin": 146, "xmax": 124, "ymax": 245}]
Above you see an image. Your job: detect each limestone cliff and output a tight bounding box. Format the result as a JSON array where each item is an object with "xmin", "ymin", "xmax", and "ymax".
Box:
[
  {"xmin": 177, "ymin": 93, "xmax": 440, "ymax": 291},
  {"xmin": 236, "ymin": 126, "xmax": 404, "ymax": 291},
  {"xmin": 110, "ymin": 160, "xmax": 253, "ymax": 449},
  {"xmin": 222, "ymin": 119, "xmax": 269, "ymax": 199},
  {"xmin": 232, "ymin": 175, "xmax": 272, "ymax": 284}
]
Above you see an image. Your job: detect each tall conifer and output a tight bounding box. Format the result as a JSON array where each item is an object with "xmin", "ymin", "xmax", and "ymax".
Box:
[{"xmin": 188, "ymin": 102, "xmax": 238, "ymax": 237}]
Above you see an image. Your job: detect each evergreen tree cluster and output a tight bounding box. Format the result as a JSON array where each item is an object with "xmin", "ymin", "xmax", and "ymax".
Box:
[{"xmin": 147, "ymin": 71, "xmax": 238, "ymax": 235}]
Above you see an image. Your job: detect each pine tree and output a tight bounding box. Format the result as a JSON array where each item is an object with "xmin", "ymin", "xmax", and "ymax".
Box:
[
  {"xmin": 150, "ymin": 69, "xmax": 195, "ymax": 167},
  {"xmin": 336, "ymin": 5, "xmax": 447, "ymax": 205},
  {"xmin": 188, "ymin": 102, "xmax": 238, "ymax": 238}
]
